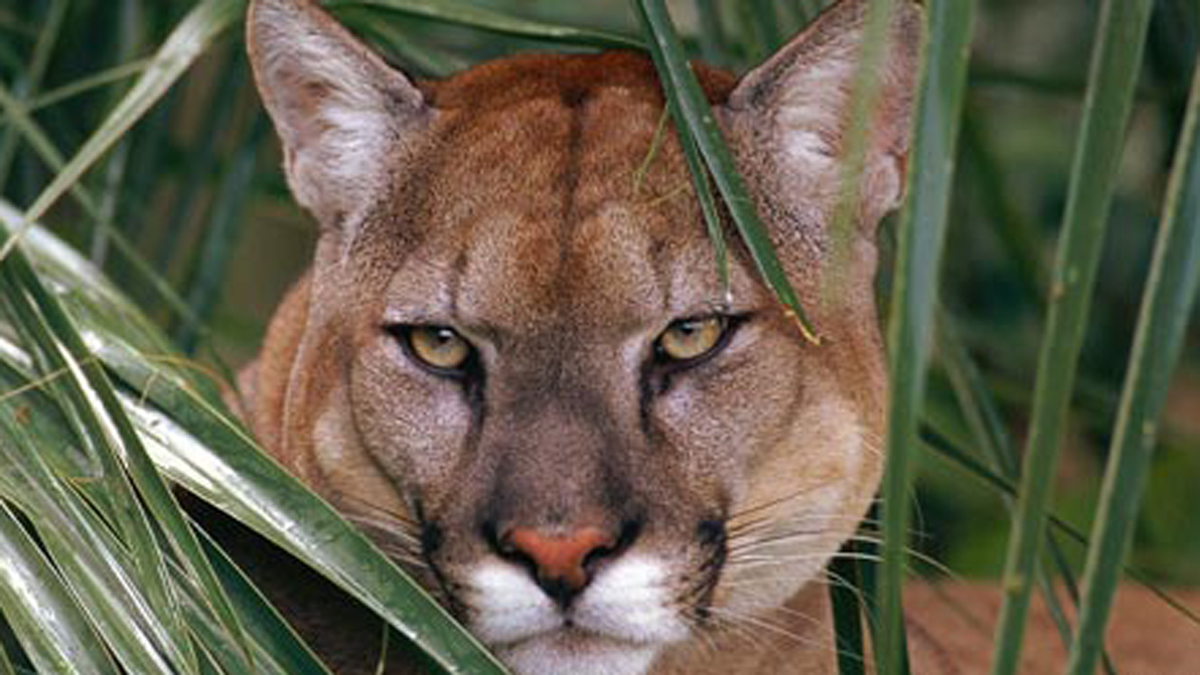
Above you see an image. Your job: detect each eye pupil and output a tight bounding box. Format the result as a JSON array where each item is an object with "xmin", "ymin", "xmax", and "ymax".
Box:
[
  {"xmin": 657, "ymin": 315, "xmax": 730, "ymax": 364},
  {"xmin": 394, "ymin": 325, "xmax": 473, "ymax": 373}
]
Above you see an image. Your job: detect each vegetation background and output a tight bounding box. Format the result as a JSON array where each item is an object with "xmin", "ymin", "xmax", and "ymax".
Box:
[{"xmin": 0, "ymin": 0, "xmax": 1196, "ymax": 673}]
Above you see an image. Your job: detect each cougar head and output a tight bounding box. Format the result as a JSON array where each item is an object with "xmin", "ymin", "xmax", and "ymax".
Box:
[{"xmin": 246, "ymin": 0, "xmax": 919, "ymax": 673}]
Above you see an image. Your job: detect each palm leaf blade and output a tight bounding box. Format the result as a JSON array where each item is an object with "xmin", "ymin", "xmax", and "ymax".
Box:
[{"xmin": 878, "ymin": 1, "xmax": 974, "ymax": 672}]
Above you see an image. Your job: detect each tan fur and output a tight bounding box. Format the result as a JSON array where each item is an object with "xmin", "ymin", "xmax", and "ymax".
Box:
[{"xmin": 241, "ymin": 1, "xmax": 1198, "ymax": 673}]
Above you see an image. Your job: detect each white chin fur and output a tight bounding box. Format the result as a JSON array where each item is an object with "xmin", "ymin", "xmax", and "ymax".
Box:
[{"xmin": 498, "ymin": 636, "xmax": 660, "ymax": 675}]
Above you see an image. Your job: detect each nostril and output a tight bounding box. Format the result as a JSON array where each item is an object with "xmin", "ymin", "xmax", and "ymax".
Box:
[
  {"xmin": 617, "ymin": 518, "xmax": 644, "ymax": 552},
  {"xmin": 483, "ymin": 521, "xmax": 533, "ymax": 570},
  {"xmin": 497, "ymin": 526, "xmax": 621, "ymax": 608},
  {"xmin": 583, "ymin": 518, "xmax": 640, "ymax": 569},
  {"xmin": 581, "ymin": 541, "xmax": 615, "ymax": 572}
]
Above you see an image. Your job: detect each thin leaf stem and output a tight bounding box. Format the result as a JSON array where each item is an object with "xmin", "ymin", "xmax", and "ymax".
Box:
[
  {"xmin": 878, "ymin": 2, "xmax": 973, "ymax": 674},
  {"xmin": 989, "ymin": 2, "xmax": 1154, "ymax": 672},
  {"xmin": 1065, "ymin": 51, "xmax": 1200, "ymax": 675},
  {"xmin": 632, "ymin": 0, "xmax": 819, "ymax": 341}
]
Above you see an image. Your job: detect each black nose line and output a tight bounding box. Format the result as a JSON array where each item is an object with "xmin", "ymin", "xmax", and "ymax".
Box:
[{"xmin": 538, "ymin": 572, "xmax": 581, "ymax": 610}]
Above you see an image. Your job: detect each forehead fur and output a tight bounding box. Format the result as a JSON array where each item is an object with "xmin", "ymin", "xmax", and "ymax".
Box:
[
  {"xmin": 423, "ymin": 51, "xmax": 735, "ymax": 110},
  {"xmin": 360, "ymin": 52, "xmax": 752, "ymax": 336}
]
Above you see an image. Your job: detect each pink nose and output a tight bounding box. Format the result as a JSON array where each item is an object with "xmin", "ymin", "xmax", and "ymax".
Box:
[{"xmin": 500, "ymin": 527, "xmax": 616, "ymax": 602}]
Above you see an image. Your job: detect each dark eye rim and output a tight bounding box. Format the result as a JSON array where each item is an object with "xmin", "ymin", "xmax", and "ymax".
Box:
[
  {"xmin": 385, "ymin": 324, "xmax": 478, "ymax": 379},
  {"xmin": 653, "ymin": 313, "xmax": 746, "ymax": 370}
]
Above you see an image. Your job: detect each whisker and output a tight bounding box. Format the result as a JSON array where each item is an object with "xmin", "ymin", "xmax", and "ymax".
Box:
[
  {"xmin": 341, "ymin": 511, "xmax": 431, "ymax": 573},
  {"xmin": 717, "ymin": 574, "xmax": 840, "ymax": 592},
  {"xmin": 727, "ymin": 483, "xmax": 892, "ymax": 527},
  {"xmin": 692, "ymin": 605, "xmax": 871, "ymax": 667},
  {"xmin": 768, "ymin": 602, "xmax": 842, "ymax": 632},
  {"xmin": 727, "ymin": 514, "xmax": 909, "ymax": 542},
  {"xmin": 726, "ymin": 551, "xmax": 885, "ymax": 569},
  {"xmin": 340, "ymin": 493, "xmax": 420, "ymax": 528},
  {"xmin": 727, "ymin": 528, "xmax": 932, "ymax": 565},
  {"xmin": 729, "ymin": 494, "xmax": 883, "ymax": 526},
  {"xmin": 727, "ymin": 527, "xmax": 833, "ymax": 552},
  {"xmin": 343, "ymin": 511, "xmax": 422, "ymax": 546},
  {"xmin": 372, "ymin": 545, "xmax": 428, "ymax": 569},
  {"xmin": 686, "ymin": 609, "xmax": 775, "ymax": 654},
  {"xmin": 718, "ymin": 555, "xmax": 948, "ymax": 595},
  {"xmin": 730, "ymin": 512, "xmax": 880, "ymax": 531},
  {"xmin": 680, "ymin": 610, "xmax": 723, "ymax": 658},
  {"xmin": 702, "ymin": 606, "xmax": 830, "ymax": 653},
  {"xmin": 727, "ymin": 484, "xmax": 834, "ymax": 523},
  {"xmin": 823, "ymin": 565, "xmax": 868, "ymax": 601},
  {"xmin": 727, "ymin": 529, "xmax": 889, "ymax": 554}
]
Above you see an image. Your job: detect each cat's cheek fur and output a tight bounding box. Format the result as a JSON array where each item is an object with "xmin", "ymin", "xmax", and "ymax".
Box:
[{"xmin": 719, "ymin": 394, "xmax": 876, "ymax": 617}]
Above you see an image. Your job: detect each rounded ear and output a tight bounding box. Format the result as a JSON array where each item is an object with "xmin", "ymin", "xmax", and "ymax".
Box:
[
  {"xmin": 247, "ymin": 0, "xmax": 431, "ymax": 232},
  {"xmin": 723, "ymin": 0, "xmax": 922, "ymax": 234}
]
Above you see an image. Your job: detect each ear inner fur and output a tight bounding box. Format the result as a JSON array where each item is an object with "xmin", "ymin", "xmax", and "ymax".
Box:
[
  {"xmin": 723, "ymin": 0, "xmax": 922, "ymax": 235},
  {"xmin": 246, "ymin": 0, "xmax": 431, "ymax": 233}
]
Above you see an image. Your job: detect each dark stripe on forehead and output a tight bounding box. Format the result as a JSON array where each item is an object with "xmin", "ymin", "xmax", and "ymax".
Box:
[
  {"xmin": 447, "ymin": 248, "xmax": 470, "ymax": 325},
  {"xmin": 556, "ymin": 87, "xmax": 589, "ymax": 286},
  {"xmin": 648, "ymin": 235, "xmax": 672, "ymax": 318}
]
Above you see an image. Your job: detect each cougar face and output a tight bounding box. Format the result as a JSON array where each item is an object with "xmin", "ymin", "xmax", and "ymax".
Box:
[{"xmin": 246, "ymin": 1, "xmax": 919, "ymax": 673}]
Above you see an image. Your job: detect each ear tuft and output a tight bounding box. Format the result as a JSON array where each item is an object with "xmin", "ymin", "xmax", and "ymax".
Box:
[
  {"xmin": 247, "ymin": 0, "xmax": 429, "ymax": 230},
  {"xmin": 725, "ymin": 0, "xmax": 922, "ymax": 232}
]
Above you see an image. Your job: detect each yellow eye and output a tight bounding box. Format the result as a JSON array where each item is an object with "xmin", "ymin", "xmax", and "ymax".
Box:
[
  {"xmin": 405, "ymin": 326, "xmax": 472, "ymax": 372},
  {"xmin": 658, "ymin": 316, "xmax": 728, "ymax": 363}
]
